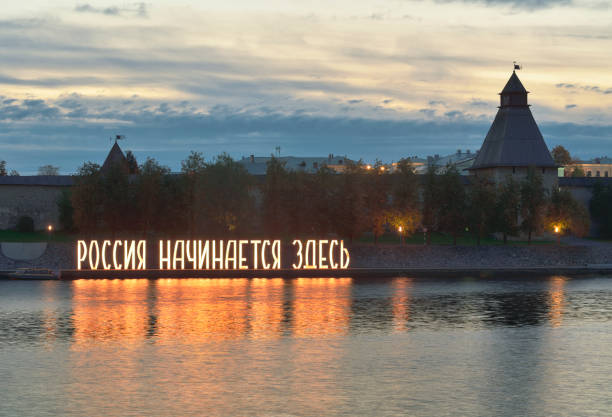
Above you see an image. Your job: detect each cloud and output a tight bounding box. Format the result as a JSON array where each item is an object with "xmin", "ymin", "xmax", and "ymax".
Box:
[
  {"xmin": 74, "ymin": 3, "xmax": 147, "ymax": 18},
  {"xmin": 565, "ymin": 104, "xmax": 577, "ymax": 109},
  {"xmin": 435, "ymin": 0, "xmax": 572, "ymax": 10},
  {"xmin": 556, "ymin": 82, "xmax": 612, "ymax": 94}
]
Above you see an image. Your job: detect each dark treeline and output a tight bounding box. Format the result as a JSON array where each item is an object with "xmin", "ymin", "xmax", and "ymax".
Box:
[{"xmin": 61, "ymin": 153, "xmax": 590, "ymax": 244}]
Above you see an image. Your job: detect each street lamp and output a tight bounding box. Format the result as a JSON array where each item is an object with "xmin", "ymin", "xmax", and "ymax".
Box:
[
  {"xmin": 398, "ymin": 226, "xmax": 403, "ymax": 245},
  {"xmin": 47, "ymin": 224, "xmax": 53, "ymax": 242},
  {"xmin": 554, "ymin": 225, "xmax": 560, "ymax": 245}
]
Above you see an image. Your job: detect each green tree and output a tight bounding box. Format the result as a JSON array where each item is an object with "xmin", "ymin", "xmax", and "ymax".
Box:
[
  {"xmin": 332, "ymin": 161, "xmax": 368, "ymax": 241},
  {"xmin": 387, "ymin": 159, "xmax": 421, "ymax": 243},
  {"xmin": 547, "ymin": 188, "xmax": 590, "ymax": 238},
  {"xmin": 467, "ymin": 176, "xmax": 497, "ymax": 245},
  {"xmin": 364, "ymin": 160, "xmax": 390, "ymax": 244},
  {"xmin": 197, "ymin": 153, "xmax": 254, "ymax": 235},
  {"xmin": 262, "ymin": 156, "xmax": 291, "ymax": 237},
  {"xmin": 551, "ymin": 145, "xmax": 572, "ymax": 166},
  {"xmin": 57, "ymin": 189, "xmax": 74, "ymax": 231},
  {"xmin": 590, "ymin": 182, "xmax": 612, "ymax": 237},
  {"xmin": 137, "ymin": 157, "xmax": 171, "ymax": 235},
  {"xmin": 421, "ymin": 165, "xmax": 439, "ymax": 244},
  {"xmin": 181, "ymin": 151, "xmax": 207, "ymax": 235},
  {"xmin": 71, "ymin": 162, "xmax": 103, "ymax": 233},
  {"xmin": 437, "ymin": 167, "xmax": 466, "ymax": 245},
  {"xmin": 126, "ymin": 150, "xmax": 139, "ymax": 174},
  {"xmin": 520, "ymin": 168, "xmax": 548, "ymax": 244},
  {"xmin": 494, "ymin": 178, "xmax": 521, "ymax": 244},
  {"xmin": 0, "ymin": 160, "xmax": 7, "ymax": 176}
]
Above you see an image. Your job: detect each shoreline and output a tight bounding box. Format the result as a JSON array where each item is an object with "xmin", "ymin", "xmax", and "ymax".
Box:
[
  {"xmin": 57, "ymin": 265, "xmax": 612, "ymax": 279},
  {"xmin": 2, "ymin": 241, "xmax": 612, "ymax": 279}
]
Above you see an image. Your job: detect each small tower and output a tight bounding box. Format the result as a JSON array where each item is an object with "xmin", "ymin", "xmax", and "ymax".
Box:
[
  {"xmin": 469, "ymin": 69, "xmax": 557, "ymax": 188},
  {"xmin": 101, "ymin": 137, "xmax": 129, "ymax": 173}
]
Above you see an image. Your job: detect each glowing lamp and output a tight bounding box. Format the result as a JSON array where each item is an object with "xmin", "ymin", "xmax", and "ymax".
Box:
[
  {"xmin": 398, "ymin": 226, "xmax": 403, "ymax": 233},
  {"xmin": 554, "ymin": 225, "xmax": 560, "ymax": 233},
  {"xmin": 47, "ymin": 225, "xmax": 53, "ymax": 232},
  {"xmin": 366, "ymin": 165, "xmax": 372, "ymax": 170},
  {"xmin": 380, "ymin": 166, "xmax": 385, "ymax": 171}
]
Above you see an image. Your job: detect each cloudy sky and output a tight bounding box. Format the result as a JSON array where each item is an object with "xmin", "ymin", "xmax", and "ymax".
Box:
[{"xmin": 1, "ymin": 0, "xmax": 611, "ymax": 174}]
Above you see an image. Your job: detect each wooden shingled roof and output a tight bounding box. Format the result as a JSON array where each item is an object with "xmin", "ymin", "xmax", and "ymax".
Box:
[{"xmin": 470, "ymin": 71, "xmax": 556, "ymax": 170}]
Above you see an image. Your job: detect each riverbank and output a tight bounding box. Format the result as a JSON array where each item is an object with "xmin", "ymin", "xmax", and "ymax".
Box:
[{"xmin": 2, "ymin": 241, "xmax": 612, "ymax": 278}]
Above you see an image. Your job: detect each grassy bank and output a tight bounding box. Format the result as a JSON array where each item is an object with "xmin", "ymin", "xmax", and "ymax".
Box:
[
  {"xmin": 0, "ymin": 230, "xmax": 72, "ymax": 242},
  {"xmin": 358, "ymin": 232, "xmax": 554, "ymax": 246}
]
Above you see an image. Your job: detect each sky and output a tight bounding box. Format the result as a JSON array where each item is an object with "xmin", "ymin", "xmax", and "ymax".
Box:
[{"xmin": 1, "ymin": 0, "xmax": 611, "ymax": 174}]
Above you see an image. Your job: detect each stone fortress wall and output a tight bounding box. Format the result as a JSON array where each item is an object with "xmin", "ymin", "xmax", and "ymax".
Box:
[{"xmin": 0, "ymin": 183, "xmax": 68, "ymax": 230}]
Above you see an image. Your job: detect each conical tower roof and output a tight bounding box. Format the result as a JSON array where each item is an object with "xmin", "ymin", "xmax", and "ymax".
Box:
[
  {"xmin": 470, "ymin": 71, "xmax": 555, "ymax": 170},
  {"xmin": 101, "ymin": 141, "xmax": 129, "ymax": 173}
]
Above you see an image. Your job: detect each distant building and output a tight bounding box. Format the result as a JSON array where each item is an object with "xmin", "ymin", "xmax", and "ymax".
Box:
[
  {"xmin": 469, "ymin": 70, "xmax": 557, "ymax": 188},
  {"xmin": 411, "ymin": 150, "xmax": 477, "ymax": 175},
  {"xmin": 101, "ymin": 141, "xmax": 129, "ymax": 173},
  {"xmin": 238, "ymin": 154, "xmax": 352, "ymax": 175},
  {"xmin": 566, "ymin": 157, "xmax": 612, "ymax": 178}
]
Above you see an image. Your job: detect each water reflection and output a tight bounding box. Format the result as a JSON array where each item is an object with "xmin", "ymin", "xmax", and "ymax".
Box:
[
  {"xmin": 548, "ymin": 276, "xmax": 566, "ymax": 327},
  {"xmin": 391, "ymin": 277, "xmax": 413, "ymax": 333},
  {"xmin": 72, "ymin": 279, "xmax": 149, "ymax": 347},
  {"xmin": 2, "ymin": 276, "xmax": 612, "ymax": 348}
]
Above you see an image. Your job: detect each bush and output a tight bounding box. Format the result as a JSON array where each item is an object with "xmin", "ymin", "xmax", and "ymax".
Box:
[{"xmin": 16, "ymin": 216, "xmax": 35, "ymax": 233}]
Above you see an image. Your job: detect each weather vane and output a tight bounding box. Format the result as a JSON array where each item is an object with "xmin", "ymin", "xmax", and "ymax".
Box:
[
  {"xmin": 110, "ymin": 134, "xmax": 126, "ymax": 144},
  {"xmin": 513, "ymin": 61, "xmax": 522, "ymax": 71}
]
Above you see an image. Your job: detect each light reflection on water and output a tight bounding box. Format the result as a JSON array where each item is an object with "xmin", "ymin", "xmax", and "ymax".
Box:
[{"xmin": 1, "ymin": 276, "xmax": 612, "ymax": 416}]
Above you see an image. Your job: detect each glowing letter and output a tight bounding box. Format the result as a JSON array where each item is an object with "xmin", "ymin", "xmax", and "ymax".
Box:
[
  {"xmin": 251, "ymin": 240, "xmax": 261, "ymax": 269},
  {"xmin": 340, "ymin": 240, "xmax": 350, "ymax": 269},
  {"xmin": 112, "ymin": 240, "xmax": 123, "ymax": 269},
  {"xmin": 137, "ymin": 240, "xmax": 146, "ymax": 270},
  {"xmin": 185, "ymin": 240, "xmax": 197, "ymax": 269},
  {"xmin": 124, "ymin": 240, "xmax": 136, "ymax": 269},
  {"xmin": 292, "ymin": 240, "xmax": 303, "ymax": 269},
  {"xmin": 101, "ymin": 240, "xmax": 111, "ymax": 270},
  {"xmin": 136, "ymin": 240, "xmax": 147, "ymax": 269},
  {"xmin": 173, "ymin": 240, "xmax": 185, "ymax": 269},
  {"xmin": 198, "ymin": 240, "xmax": 210, "ymax": 269},
  {"xmin": 238, "ymin": 240, "xmax": 248, "ymax": 270},
  {"xmin": 305, "ymin": 240, "xmax": 316, "ymax": 269},
  {"xmin": 329, "ymin": 240, "xmax": 338, "ymax": 269},
  {"xmin": 88, "ymin": 240, "xmax": 100, "ymax": 270},
  {"xmin": 272, "ymin": 240, "xmax": 281, "ymax": 269},
  {"xmin": 261, "ymin": 240, "xmax": 271, "ymax": 269},
  {"xmin": 159, "ymin": 240, "xmax": 171, "ymax": 270},
  {"xmin": 225, "ymin": 240, "xmax": 237, "ymax": 269},
  {"xmin": 77, "ymin": 240, "xmax": 87, "ymax": 270},
  {"xmin": 212, "ymin": 240, "xmax": 224, "ymax": 269},
  {"xmin": 318, "ymin": 240, "xmax": 328, "ymax": 269}
]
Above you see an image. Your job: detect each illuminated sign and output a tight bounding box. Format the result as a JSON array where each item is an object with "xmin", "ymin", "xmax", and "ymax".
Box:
[{"xmin": 77, "ymin": 239, "xmax": 350, "ymax": 271}]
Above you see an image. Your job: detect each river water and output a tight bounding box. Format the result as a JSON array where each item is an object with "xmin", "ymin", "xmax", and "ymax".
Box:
[{"xmin": 1, "ymin": 276, "xmax": 611, "ymax": 416}]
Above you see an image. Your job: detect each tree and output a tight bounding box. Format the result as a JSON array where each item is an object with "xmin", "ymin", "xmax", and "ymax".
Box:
[
  {"xmin": 38, "ymin": 165, "xmax": 60, "ymax": 175},
  {"xmin": 547, "ymin": 188, "xmax": 590, "ymax": 238},
  {"xmin": 387, "ymin": 158, "xmax": 421, "ymax": 243},
  {"xmin": 181, "ymin": 151, "xmax": 207, "ymax": 235},
  {"xmin": 262, "ymin": 156, "xmax": 291, "ymax": 237},
  {"xmin": 421, "ymin": 165, "xmax": 439, "ymax": 244},
  {"xmin": 364, "ymin": 160, "xmax": 390, "ymax": 244},
  {"xmin": 520, "ymin": 168, "xmax": 548, "ymax": 244},
  {"xmin": 126, "ymin": 151, "xmax": 139, "ymax": 174},
  {"xmin": 551, "ymin": 145, "xmax": 572, "ymax": 166},
  {"xmin": 197, "ymin": 153, "xmax": 254, "ymax": 235},
  {"xmin": 57, "ymin": 189, "xmax": 74, "ymax": 231},
  {"xmin": 0, "ymin": 160, "xmax": 6, "ymax": 176},
  {"xmin": 331, "ymin": 161, "xmax": 369, "ymax": 242},
  {"xmin": 570, "ymin": 166, "xmax": 585, "ymax": 177},
  {"xmin": 494, "ymin": 178, "xmax": 521, "ymax": 244},
  {"xmin": 136, "ymin": 157, "xmax": 171, "ymax": 235},
  {"xmin": 437, "ymin": 166, "xmax": 466, "ymax": 245},
  {"xmin": 466, "ymin": 176, "xmax": 497, "ymax": 245},
  {"xmin": 590, "ymin": 182, "xmax": 612, "ymax": 237},
  {"xmin": 71, "ymin": 162, "xmax": 103, "ymax": 233}
]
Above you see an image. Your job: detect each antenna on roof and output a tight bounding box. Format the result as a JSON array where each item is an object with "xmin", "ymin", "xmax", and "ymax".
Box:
[
  {"xmin": 513, "ymin": 61, "xmax": 522, "ymax": 71},
  {"xmin": 110, "ymin": 134, "xmax": 126, "ymax": 144}
]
